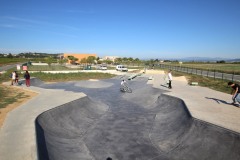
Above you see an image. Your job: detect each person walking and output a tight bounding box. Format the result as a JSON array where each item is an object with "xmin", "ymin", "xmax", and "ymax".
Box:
[
  {"xmin": 228, "ymin": 82, "xmax": 240, "ymax": 105},
  {"xmin": 168, "ymin": 70, "xmax": 173, "ymax": 89},
  {"xmin": 24, "ymin": 71, "xmax": 31, "ymax": 87}
]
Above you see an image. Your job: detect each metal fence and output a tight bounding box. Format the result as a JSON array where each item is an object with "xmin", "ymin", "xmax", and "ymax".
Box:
[{"xmin": 157, "ymin": 64, "xmax": 240, "ymax": 82}]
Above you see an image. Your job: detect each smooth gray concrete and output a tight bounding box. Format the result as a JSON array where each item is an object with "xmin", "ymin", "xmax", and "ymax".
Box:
[{"xmin": 34, "ymin": 76, "xmax": 240, "ymax": 160}]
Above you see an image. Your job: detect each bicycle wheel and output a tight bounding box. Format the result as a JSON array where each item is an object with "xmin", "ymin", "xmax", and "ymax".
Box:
[{"xmin": 126, "ymin": 86, "xmax": 132, "ymax": 93}]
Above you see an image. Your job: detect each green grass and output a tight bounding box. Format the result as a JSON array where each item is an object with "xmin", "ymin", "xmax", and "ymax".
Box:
[
  {"xmin": 0, "ymin": 86, "xmax": 29, "ymax": 108},
  {"xmin": 169, "ymin": 70, "xmax": 233, "ymax": 94},
  {"xmin": 0, "ymin": 58, "xmax": 27, "ymax": 66},
  {"xmin": 30, "ymin": 72, "xmax": 116, "ymax": 82},
  {"xmin": 0, "ymin": 69, "xmax": 19, "ymax": 83},
  {"xmin": 161, "ymin": 63, "xmax": 240, "ymax": 74},
  {"xmin": 27, "ymin": 65, "xmax": 80, "ymax": 71}
]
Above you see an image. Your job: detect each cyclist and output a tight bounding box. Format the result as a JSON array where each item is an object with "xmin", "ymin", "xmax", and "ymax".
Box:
[{"xmin": 120, "ymin": 80, "xmax": 126, "ymax": 91}]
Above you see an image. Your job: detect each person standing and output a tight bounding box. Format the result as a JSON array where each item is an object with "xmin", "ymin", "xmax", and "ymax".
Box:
[
  {"xmin": 15, "ymin": 71, "xmax": 19, "ymax": 84},
  {"xmin": 24, "ymin": 71, "xmax": 31, "ymax": 87},
  {"xmin": 168, "ymin": 70, "xmax": 173, "ymax": 89},
  {"xmin": 11, "ymin": 71, "xmax": 16, "ymax": 85},
  {"xmin": 228, "ymin": 82, "xmax": 240, "ymax": 105}
]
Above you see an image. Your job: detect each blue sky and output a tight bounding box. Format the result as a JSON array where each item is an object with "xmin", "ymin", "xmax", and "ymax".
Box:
[{"xmin": 0, "ymin": 0, "xmax": 239, "ymax": 59}]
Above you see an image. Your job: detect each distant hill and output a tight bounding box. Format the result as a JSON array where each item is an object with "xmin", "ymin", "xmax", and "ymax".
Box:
[
  {"xmin": 176, "ymin": 57, "xmax": 240, "ymax": 62},
  {"xmin": 226, "ymin": 59, "xmax": 240, "ymax": 62}
]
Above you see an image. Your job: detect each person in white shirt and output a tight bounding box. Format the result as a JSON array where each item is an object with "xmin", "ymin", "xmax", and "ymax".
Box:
[
  {"xmin": 168, "ymin": 70, "xmax": 173, "ymax": 89},
  {"xmin": 120, "ymin": 80, "xmax": 127, "ymax": 92},
  {"xmin": 11, "ymin": 71, "xmax": 16, "ymax": 85}
]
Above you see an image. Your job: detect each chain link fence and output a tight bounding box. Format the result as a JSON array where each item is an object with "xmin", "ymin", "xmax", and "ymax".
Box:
[{"xmin": 157, "ymin": 64, "xmax": 240, "ymax": 82}]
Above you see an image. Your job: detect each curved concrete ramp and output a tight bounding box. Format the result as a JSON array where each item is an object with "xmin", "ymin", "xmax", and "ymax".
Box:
[
  {"xmin": 151, "ymin": 95, "xmax": 240, "ymax": 160},
  {"xmin": 36, "ymin": 96, "xmax": 109, "ymax": 160},
  {"xmin": 36, "ymin": 91, "xmax": 240, "ymax": 160}
]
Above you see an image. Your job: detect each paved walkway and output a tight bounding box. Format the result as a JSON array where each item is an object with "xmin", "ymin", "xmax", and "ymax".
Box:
[{"xmin": 146, "ymin": 72, "xmax": 240, "ymax": 133}]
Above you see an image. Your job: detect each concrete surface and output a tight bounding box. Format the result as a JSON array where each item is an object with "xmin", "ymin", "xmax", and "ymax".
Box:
[
  {"xmin": 0, "ymin": 82, "xmax": 86, "ymax": 160},
  {"xmin": 1, "ymin": 72, "xmax": 240, "ymax": 160},
  {"xmin": 148, "ymin": 73, "xmax": 240, "ymax": 133}
]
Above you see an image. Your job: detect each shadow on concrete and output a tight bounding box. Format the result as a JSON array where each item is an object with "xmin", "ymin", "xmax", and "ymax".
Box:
[
  {"xmin": 205, "ymin": 97, "xmax": 231, "ymax": 104},
  {"xmin": 35, "ymin": 78, "xmax": 240, "ymax": 160},
  {"xmin": 19, "ymin": 77, "xmax": 44, "ymax": 87},
  {"xmin": 160, "ymin": 84, "xmax": 169, "ymax": 89}
]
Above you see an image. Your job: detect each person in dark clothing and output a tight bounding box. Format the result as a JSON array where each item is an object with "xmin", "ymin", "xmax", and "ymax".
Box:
[
  {"xmin": 228, "ymin": 82, "xmax": 240, "ymax": 105},
  {"xmin": 15, "ymin": 71, "xmax": 19, "ymax": 84},
  {"xmin": 24, "ymin": 71, "xmax": 31, "ymax": 87}
]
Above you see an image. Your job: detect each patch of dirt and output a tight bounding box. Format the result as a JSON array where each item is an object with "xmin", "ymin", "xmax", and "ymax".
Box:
[
  {"xmin": 142, "ymin": 69, "xmax": 165, "ymax": 74},
  {"xmin": 89, "ymin": 79, "xmax": 99, "ymax": 81},
  {"xmin": 0, "ymin": 85, "xmax": 38, "ymax": 128},
  {"xmin": 173, "ymin": 76, "xmax": 188, "ymax": 82}
]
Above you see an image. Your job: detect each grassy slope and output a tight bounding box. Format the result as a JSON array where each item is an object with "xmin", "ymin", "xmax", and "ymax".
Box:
[
  {"xmin": 162, "ymin": 63, "xmax": 240, "ymax": 74},
  {"xmin": 172, "ymin": 70, "xmax": 233, "ymax": 94}
]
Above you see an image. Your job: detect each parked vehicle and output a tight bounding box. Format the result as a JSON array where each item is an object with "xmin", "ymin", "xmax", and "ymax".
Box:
[
  {"xmin": 116, "ymin": 65, "xmax": 128, "ymax": 72},
  {"xmin": 97, "ymin": 64, "xmax": 107, "ymax": 70}
]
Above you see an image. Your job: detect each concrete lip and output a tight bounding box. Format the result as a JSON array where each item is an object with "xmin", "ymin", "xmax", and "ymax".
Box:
[{"xmin": 34, "ymin": 76, "xmax": 240, "ymax": 160}]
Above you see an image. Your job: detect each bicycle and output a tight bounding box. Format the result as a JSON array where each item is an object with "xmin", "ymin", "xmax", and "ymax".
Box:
[{"xmin": 120, "ymin": 81, "xmax": 132, "ymax": 93}]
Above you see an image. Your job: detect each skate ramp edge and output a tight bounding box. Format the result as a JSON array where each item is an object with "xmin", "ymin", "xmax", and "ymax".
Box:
[
  {"xmin": 35, "ymin": 94, "xmax": 240, "ymax": 160},
  {"xmin": 151, "ymin": 94, "xmax": 240, "ymax": 159},
  {"xmin": 20, "ymin": 77, "xmax": 44, "ymax": 86},
  {"xmin": 35, "ymin": 96, "xmax": 109, "ymax": 160}
]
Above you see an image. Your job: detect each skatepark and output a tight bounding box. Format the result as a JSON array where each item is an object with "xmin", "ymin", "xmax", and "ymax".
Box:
[{"xmin": 0, "ymin": 71, "xmax": 240, "ymax": 160}]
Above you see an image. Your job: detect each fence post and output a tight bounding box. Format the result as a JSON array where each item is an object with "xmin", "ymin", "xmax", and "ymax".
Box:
[
  {"xmin": 232, "ymin": 71, "xmax": 235, "ymax": 82},
  {"xmin": 207, "ymin": 69, "xmax": 209, "ymax": 77},
  {"xmin": 214, "ymin": 70, "xmax": 215, "ymax": 80},
  {"xmin": 222, "ymin": 72, "xmax": 223, "ymax": 81}
]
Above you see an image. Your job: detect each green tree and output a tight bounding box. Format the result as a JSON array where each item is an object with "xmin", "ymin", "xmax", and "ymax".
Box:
[
  {"xmin": 122, "ymin": 57, "xmax": 128, "ymax": 64},
  {"xmin": 68, "ymin": 56, "xmax": 78, "ymax": 64},
  {"xmin": 80, "ymin": 58, "xmax": 87, "ymax": 64},
  {"xmin": 86, "ymin": 56, "xmax": 96, "ymax": 64},
  {"xmin": 103, "ymin": 59, "xmax": 113, "ymax": 64},
  {"xmin": 115, "ymin": 58, "xmax": 122, "ymax": 64},
  {"xmin": 7, "ymin": 53, "xmax": 13, "ymax": 58},
  {"xmin": 59, "ymin": 58, "xmax": 68, "ymax": 66},
  {"xmin": 46, "ymin": 56, "xmax": 54, "ymax": 66},
  {"xmin": 133, "ymin": 58, "xmax": 141, "ymax": 66}
]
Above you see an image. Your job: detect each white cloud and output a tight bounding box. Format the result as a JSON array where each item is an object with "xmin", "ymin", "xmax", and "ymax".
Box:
[
  {"xmin": 0, "ymin": 24, "xmax": 15, "ymax": 28},
  {"xmin": 1, "ymin": 16, "xmax": 80, "ymax": 31}
]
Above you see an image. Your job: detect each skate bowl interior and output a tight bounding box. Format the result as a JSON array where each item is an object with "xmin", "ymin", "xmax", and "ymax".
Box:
[{"xmin": 35, "ymin": 78, "xmax": 240, "ymax": 160}]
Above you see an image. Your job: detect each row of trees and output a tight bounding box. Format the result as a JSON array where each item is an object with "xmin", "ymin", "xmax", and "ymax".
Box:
[
  {"xmin": 0, "ymin": 52, "xmax": 59, "ymax": 58},
  {"xmin": 47, "ymin": 55, "xmax": 163, "ymax": 67},
  {"xmin": 1, "ymin": 52, "xmax": 176, "ymax": 67},
  {"xmin": 66, "ymin": 55, "xmax": 96, "ymax": 65}
]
